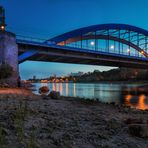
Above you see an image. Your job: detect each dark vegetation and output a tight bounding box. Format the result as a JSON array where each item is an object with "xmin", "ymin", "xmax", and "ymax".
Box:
[
  {"xmin": 75, "ymin": 68, "xmax": 148, "ymax": 82},
  {"xmin": 0, "ymin": 64, "xmax": 13, "ymax": 79},
  {"xmin": 29, "ymin": 68, "xmax": 148, "ymax": 83}
]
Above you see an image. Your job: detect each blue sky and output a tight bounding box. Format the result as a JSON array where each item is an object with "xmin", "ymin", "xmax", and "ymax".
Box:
[{"xmin": 1, "ymin": 0, "xmax": 148, "ymax": 79}]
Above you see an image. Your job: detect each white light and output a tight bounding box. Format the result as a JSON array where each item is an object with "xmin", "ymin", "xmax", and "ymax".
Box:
[
  {"xmin": 127, "ymin": 49, "xmax": 130, "ymax": 53},
  {"xmin": 110, "ymin": 45, "xmax": 114, "ymax": 49},
  {"xmin": 90, "ymin": 41, "xmax": 95, "ymax": 46},
  {"xmin": 0, "ymin": 26, "xmax": 5, "ymax": 30}
]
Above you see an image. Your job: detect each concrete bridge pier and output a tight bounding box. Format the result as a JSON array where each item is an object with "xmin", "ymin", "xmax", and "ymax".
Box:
[{"xmin": 0, "ymin": 31, "xmax": 19, "ymax": 86}]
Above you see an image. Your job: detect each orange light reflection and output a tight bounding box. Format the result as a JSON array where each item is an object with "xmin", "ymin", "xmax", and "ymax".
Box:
[{"xmin": 125, "ymin": 94, "xmax": 148, "ymax": 110}]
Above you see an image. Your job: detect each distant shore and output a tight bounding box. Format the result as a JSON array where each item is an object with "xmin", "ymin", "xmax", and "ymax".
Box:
[{"xmin": 31, "ymin": 80, "xmax": 148, "ymax": 84}]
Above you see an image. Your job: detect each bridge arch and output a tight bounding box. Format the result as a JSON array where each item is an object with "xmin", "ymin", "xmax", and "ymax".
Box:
[{"xmin": 49, "ymin": 24, "xmax": 148, "ymax": 58}]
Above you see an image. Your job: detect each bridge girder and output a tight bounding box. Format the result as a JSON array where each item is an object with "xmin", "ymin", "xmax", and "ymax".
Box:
[
  {"xmin": 49, "ymin": 24, "xmax": 148, "ymax": 58},
  {"xmin": 59, "ymin": 34, "xmax": 148, "ymax": 57}
]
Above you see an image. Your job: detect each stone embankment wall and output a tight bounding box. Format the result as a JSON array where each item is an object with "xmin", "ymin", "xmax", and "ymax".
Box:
[{"xmin": 0, "ymin": 31, "xmax": 19, "ymax": 86}]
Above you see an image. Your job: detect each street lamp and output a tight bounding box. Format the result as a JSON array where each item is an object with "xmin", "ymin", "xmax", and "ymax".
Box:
[
  {"xmin": 110, "ymin": 45, "xmax": 114, "ymax": 49},
  {"xmin": 141, "ymin": 50, "xmax": 144, "ymax": 55},
  {"xmin": 0, "ymin": 25, "xmax": 5, "ymax": 30},
  {"xmin": 90, "ymin": 41, "xmax": 95, "ymax": 46},
  {"xmin": 0, "ymin": 6, "xmax": 6, "ymax": 31},
  {"xmin": 127, "ymin": 48, "xmax": 130, "ymax": 54}
]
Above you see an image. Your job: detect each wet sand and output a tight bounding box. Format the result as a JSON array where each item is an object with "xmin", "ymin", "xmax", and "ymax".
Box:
[{"xmin": 0, "ymin": 88, "xmax": 33, "ymax": 95}]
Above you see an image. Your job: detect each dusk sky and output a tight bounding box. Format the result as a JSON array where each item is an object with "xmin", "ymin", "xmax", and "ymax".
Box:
[{"xmin": 1, "ymin": 0, "xmax": 148, "ymax": 79}]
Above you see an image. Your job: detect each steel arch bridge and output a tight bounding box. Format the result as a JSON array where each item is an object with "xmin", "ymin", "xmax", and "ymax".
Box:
[{"xmin": 17, "ymin": 24, "xmax": 148, "ymax": 68}]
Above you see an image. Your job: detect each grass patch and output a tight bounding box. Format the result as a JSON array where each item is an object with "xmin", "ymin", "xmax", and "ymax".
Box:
[
  {"xmin": 28, "ymin": 127, "xmax": 39, "ymax": 148},
  {"xmin": 13, "ymin": 100, "xmax": 28, "ymax": 143},
  {"xmin": 0, "ymin": 126, "xmax": 7, "ymax": 148}
]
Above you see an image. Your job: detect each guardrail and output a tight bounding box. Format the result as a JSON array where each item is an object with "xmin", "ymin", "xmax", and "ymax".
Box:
[{"xmin": 16, "ymin": 35, "xmax": 46, "ymax": 43}]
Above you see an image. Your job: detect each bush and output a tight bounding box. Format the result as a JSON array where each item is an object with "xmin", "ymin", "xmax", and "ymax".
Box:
[{"xmin": 0, "ymin": 64, "xmax": 13, "ymax": 79}]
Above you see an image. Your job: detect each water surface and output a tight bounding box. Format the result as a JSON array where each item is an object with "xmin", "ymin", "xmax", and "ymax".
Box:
[{"xmin": 32, "ymin": 82, "xmax": 148, "ymax": 110}]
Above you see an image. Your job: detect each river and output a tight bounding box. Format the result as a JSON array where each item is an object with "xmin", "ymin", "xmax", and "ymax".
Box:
[{"xmin": 32, "ymin": 82, "xmax": 148, "ymax": 110}]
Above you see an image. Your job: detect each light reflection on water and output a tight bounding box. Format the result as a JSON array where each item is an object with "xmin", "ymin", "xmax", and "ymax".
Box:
[
  {"xmin": 33, "ymin": 83, "xmax": 148, "ymax": 110},
  {"xmin": 125, "ymin": 94, "xmax": 148, "ymax": 110}
]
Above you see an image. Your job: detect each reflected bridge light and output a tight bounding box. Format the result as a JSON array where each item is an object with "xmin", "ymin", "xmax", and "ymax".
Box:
[
  {"xmin": 90, "ymin": 41, "xmax": 95, "ymax": 46},
  {"xmin": 110, "ymin": 45, "xmax": 114, "ymax": 49}
]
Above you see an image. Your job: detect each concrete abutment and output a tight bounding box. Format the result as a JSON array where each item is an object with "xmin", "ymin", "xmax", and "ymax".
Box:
[{"xmin": 0, "ymin": 31, "xmax": 19, "ymax": 86}]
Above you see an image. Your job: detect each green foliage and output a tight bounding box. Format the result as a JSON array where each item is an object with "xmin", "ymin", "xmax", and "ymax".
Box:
[
  {"xmin": 14, "ymin": 101, "xmax": 28, "ymax": 143},
  {"xmin": 13, "ymin": 101, "xmax": 39, "ymax": 147},
  {"xmin": 0, "ymin": 126, "xmax": 6, "ymax": 148},
  {"xmin": 76, "ymin": 68, "xmax": 148, "ymax": 82},
  {"xmin": 0, "ymin": 64, "xmax": 13, "ymax": 79},
  {"xmin": 28, "ymin": 127, "xmax": 39, "ymax": 148},
  {"xmin": 15, "ymin": 119, "xmax": 25, "ymax": 142}
]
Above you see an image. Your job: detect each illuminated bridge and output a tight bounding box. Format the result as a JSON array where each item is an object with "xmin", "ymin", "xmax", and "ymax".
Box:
[{"xmin": 17, "ymin": 24, "xmax": 148, "ymax": 68}]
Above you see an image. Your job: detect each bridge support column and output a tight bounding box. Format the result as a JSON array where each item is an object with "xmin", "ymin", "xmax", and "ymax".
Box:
[{"xmin": 0, "ymin": 31, "xmax": 19, "ymax": 87}]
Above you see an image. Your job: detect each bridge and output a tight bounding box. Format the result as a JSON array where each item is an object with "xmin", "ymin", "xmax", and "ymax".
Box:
[{"xmin": 17, "ymin": 24, "xmax": 148, "ymax": 69}]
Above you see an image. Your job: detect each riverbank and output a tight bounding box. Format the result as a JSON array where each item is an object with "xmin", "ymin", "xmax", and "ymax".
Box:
[
  {"xmin": 0, "ymin": 88, "xmax": 34, "ymax": 96},
  {"xmin": 0, "ymin": 91, "xmax": 147, "ymax": 147}
]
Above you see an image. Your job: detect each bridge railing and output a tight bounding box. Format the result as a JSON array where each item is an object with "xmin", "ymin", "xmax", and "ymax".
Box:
[
  {"xmin": 64, "ymin": 41, "xmax": 146, "ymax": 58},
  {"xmin": 16, "ymin": 35, "xmax": 46, "ymax": 43}
]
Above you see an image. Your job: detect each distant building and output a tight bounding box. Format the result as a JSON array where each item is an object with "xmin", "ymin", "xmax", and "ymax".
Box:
[
  {"xmin": 33, "ymin": 75, "xmax": 36, "ymax": 80},
  {"xmin": 69, "ymin": 72, "xmax": 84, "ymax": 77}
]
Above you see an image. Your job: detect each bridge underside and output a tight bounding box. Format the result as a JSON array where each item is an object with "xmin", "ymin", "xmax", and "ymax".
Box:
[{"xmin": 18, "ymin": 42, "xmax": 148, "ymax": 69}]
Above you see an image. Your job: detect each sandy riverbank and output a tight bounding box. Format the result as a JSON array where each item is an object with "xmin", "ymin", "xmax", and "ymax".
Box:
[
  {"xmin": 0, "ymin": 89, "xmax": 147, "ymax": 147},
  {"xmin": 0, "ymin": 88, "xmax": 34, "ymax": 95}
]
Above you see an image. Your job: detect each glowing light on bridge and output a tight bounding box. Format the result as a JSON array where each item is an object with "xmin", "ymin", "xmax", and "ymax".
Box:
[
  {"xmin": 127, "ymin": 48, "xmax": 130, "ymax": 53},
  {"xmin": 90, "ymin": 41, "xmax": 95, "ymax": 46},
  {"xmin": 141, "ymin": 50, "xmax": 144, "ymax": 55},
  {"xmin": 0, "ymin": 25, "xmax": 5, "ymax": 31},
  {"xmin": 110, "ymin": 45, "xmax": 114, "ymax": 49}
]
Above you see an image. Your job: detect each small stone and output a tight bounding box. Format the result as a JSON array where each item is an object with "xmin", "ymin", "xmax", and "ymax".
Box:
[
  {"xmin": 124, "ymin": 118, "xmax": 143, "ymax": 124},
  {"xmin": 48, "ymin": 91, "xmax": 60, "ymax": 99},
  {"xmin": 42, "ymin": 95, "xmax": 50, "ymax": 100},
  {"xmin": 124, "ymin": 107, "xmax": 130, "ymax": 113},
  {"xmin": 128, "ymin": 124, "xmax": 148, "ymax": 138},
  {"xmin": 107, "ymin": 118, "xmax": 123, "ymax": 129}
]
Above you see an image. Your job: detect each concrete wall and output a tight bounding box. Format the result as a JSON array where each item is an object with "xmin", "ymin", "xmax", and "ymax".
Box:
[{"xmin": 0, "ymin": 31, "xmax": 19, "ymax": 86}]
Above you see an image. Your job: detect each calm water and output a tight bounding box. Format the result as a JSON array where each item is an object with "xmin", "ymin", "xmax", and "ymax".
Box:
[{"xmin": 32, "ymin": 82, "xmax": 148, "ymax": 110}]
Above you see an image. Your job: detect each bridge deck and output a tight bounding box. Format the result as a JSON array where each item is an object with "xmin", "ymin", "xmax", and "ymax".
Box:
[{"xmin": 17, "ymin": 39, "xmax": 148, "ymax": 69}]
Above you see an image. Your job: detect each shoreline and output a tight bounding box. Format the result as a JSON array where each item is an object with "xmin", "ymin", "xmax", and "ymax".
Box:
[
  {"xmin": 0, "ymin": 88, "xmax": 34, "ymax": 95},
  {"xmin": 31, "ymin": 80, "xmax": 148, "ymax": 84}
]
